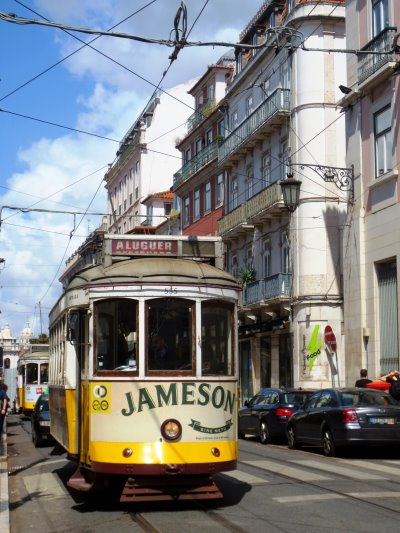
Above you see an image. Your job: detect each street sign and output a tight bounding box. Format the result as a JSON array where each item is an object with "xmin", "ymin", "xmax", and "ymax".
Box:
[{"xmin": 324, "ymin": 325, "xmax": 337, "ymax": 352}]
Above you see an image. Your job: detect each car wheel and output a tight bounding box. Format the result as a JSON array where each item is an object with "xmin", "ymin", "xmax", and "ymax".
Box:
[
  {"xmin": 259, "ymin": 421, "xmax": 271, "ymax": 444},
  {"xmin": 322, "ymin": 428, "xmax": 336, "ymax": 457},
  {"xmin": 287, "ymin": 425, "xmax": 301, "ymax": 450}
]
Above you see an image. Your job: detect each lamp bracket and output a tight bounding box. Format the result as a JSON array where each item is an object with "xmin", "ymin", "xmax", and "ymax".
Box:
[{"xmin": 290, "ymin": 163, "xmax": 354, "ymax": 197}]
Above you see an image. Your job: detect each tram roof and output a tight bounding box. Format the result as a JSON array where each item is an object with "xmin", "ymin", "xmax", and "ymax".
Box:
[{"xmin": 66, "ymin": 257, "xmax": 240, "ymax": 290}]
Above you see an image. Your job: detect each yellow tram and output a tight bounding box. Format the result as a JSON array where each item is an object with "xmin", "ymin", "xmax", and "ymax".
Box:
[
  {"xmin": 49, "ymin": 234, "xmax": 240, "ymax": 501},
  {"xmin": 17, "ymin": 345, "xmax": 49, "ymax": 415}
]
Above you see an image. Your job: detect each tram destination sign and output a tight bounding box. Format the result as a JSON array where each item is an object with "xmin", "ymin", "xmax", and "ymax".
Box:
[{"xmin": 112, "ymin": 238, "xmax": 178, "ymax": 256}]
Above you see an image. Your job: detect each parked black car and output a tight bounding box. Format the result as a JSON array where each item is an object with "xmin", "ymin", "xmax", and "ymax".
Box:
[
  {"xmin": 31, "ymin": 393, "xmax": 52, "ymax": 447},
  {"xmin": 287, "ymin": 387, "xmax": 400, "ymax": 456},
  {"xmin": 238, "ymin": 388, "xmax": 315, "ymax": 444}
]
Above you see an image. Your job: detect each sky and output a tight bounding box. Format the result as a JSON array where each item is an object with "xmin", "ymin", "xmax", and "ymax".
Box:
[{"xmin": 0, "ymin": 0, "xmax": 263, "ymax": 338}]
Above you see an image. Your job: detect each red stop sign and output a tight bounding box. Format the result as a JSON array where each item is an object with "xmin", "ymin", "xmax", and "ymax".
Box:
[{"xmin": 324, "ymin": 325, "xmax": 337, "ymax": 352}]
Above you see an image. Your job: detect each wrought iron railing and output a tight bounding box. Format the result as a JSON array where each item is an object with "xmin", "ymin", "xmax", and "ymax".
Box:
[
  {"xmin": 358, "ymin": 27, "xmax": 397, "ymax": 84},
  {"xmin": 186, "ymin": 100, "xmax": 217, "ymax": 133},
  {"xmin": 243, "ymin": 273, "xmax": 292, "ymax": 305},
  {"xmin": 217, "ymin": 182, "xmax": 282, "ymax": 235},
  {"xmin": 218, "ymin": 88, "xmax": 290, "ymax": 162},
  {"xmin": 173, "ymin": 141, "xmax": 218, "ymax": 189}
]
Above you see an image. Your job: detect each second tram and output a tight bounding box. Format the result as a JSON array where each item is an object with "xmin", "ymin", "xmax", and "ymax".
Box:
[
  {"xmin": 49, "ymin": 234, "xmax": 240, "ymax": 501},
  {"xmin": 17, "ymin": 345, "xmax": 49, "ymax": 415}
]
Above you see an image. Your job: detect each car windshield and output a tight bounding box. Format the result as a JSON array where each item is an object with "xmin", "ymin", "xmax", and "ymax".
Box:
[
  {"xmin": 39, "ymin": 397, "xmax": 49, "ymax": 411},
  {"xmin": 284, "ymin": 392, "xmax": 312, "ymax": 405},
  {"xmin": 340, "ymin": 391, "xmax": 397, "ymax": 407}
]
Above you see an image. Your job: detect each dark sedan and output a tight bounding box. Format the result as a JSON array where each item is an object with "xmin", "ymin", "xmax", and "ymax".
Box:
[
  {"xmin": 31, "ymin": 393, "xmax": 52, "ymax": 447},
  {"xmin": 238, "ymin": 388, "xmax": 314, "ymax": 444},
  {"xmin": 287, "ymin": 387, "xmax": 400, "ymax": 456}
]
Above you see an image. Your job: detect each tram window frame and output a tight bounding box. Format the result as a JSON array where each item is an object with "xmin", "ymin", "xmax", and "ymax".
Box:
[
  {"xmin": 146, "ymin": 297, "xmax": 195, "ymax": 376},
  {"xmin": 94, "ymin": 298, "xmax": 139, "ymax": 375},
  {"xmin": 201, "ymin": 300, "xmax": 235, "ymax": 376}
]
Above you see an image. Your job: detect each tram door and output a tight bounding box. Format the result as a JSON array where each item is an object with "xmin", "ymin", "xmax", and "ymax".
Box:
[
  {"xmin": 240, "ymin": 341, "xmax": 253, "ymax": 406},
  {"xmin": 74, "ymin": 311, "xmax": 90, "ymax": 463}
]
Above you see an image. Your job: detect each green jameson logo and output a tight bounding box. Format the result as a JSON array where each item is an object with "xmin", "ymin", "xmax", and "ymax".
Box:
[
  {"xmin": 189, "ymin": 419, "xmax": 233, "ymax": 434},
  {"xmin": 307, "ymin": 324, "xmax": 322, "ymax": 371}
]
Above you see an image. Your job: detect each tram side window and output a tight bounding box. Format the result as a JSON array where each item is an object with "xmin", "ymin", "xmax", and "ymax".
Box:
[
  {"xmin": 201, "ymin": 301, "xmax": 234, "ymax": 375},
  {"xmin": 95, "ymin": 298, "xmax": 138, "ymax": 372},
  {"xmin": 26, "ymin": 363, "xmax": 39, "ymax": 384},
  {"xmin": 147, "ymin": 298, "xmax": 193, "ymax": 372},
  {"xmin": 40, "ymin": 363, "xmax": 48, "ymax": 384}
]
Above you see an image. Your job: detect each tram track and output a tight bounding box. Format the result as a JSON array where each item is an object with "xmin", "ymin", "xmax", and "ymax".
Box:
[{"xmin": 237, "ymin": 442, "xmax": 400, "ymax": 519}]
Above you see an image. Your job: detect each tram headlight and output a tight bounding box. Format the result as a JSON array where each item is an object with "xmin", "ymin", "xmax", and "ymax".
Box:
[{"xmin": 161, "ymin": 419, "xmax": 182, "ymax": 441}]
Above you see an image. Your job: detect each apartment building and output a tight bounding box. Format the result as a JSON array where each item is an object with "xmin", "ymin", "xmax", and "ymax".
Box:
[
  {"xmin": 104, "ymin": 80, "xmax": 197, "ymax": 234},
  {"xmin": 216, "ymin": 0, "xmax": 348, "ymax": 402},
  {"xmin": 173, "ymin": 52, "xmax": 235, "ymax": 236},
  {"xmin": 342, "ymin": 0, "xmax": 400, "ymax": 382}
]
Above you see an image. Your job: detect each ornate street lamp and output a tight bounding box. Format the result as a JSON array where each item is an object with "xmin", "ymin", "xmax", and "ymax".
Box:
[
  {"xmin": 280, "ymin": 173, "xmax": 302, "ymax": 213},
  {"xmin": 280, "ymin": 163, "xmax": 354, "ymax": 213}
]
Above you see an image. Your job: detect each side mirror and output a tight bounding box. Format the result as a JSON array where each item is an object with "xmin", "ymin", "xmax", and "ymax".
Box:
[{"xmin": 67, "ymin": 312, "xmax": 80, "ymax": 345}]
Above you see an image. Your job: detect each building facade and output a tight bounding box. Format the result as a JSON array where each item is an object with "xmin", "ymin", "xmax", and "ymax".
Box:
[
  {"xmin": 342, "ymin": 0, "xmax": 400, "ymax": 382},
  {"xmin": 216, "ymin": 0, "xmax": 348, "ymax": 402},
  {"xmin": 173, "ymin": 52, "xmax": 235, "ymax": 236},
  {"xmin": 104, "ymin": 80, "xmax": 197, "ymax": 234}
]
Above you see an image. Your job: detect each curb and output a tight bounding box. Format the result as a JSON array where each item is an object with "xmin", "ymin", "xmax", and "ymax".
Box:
[{"xmin": 0, "ymin": 420, "xmax": 9, "ymax": 533}]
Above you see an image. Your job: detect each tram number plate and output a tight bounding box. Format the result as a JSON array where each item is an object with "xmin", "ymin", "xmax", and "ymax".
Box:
[
  {"xmin": 164, "ymin": 286, "xmax": 177, "ymax": 295},
  {"xmin": 368, "ymin": 417, "xmax": 395, "ymax": 425}
]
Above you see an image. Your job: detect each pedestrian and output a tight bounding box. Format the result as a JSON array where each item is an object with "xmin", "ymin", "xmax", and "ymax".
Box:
[
  {"xmin": 355, "ymin": 369, "xmax": 372, "ymax": 388},
  {"xmin": 0, "ymin": 383, "xmax": 8, "ymax": 436},
  {"xmin": 380, "ymin": 370, "xmax": 400, "ymax": 401}
]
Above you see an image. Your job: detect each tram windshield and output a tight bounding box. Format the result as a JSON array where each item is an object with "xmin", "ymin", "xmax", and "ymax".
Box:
[
  {"xmin": 201, "ymin": 301, "xmax": 234, "ymax": 375},
  {"xmin": 95, "ymin": 298, "xmax": 138, "ymax": 372},
  {"xmin": 26, "ymin": 363, "xmax": 38, "ymax": 384},
  {"xmin": 147, "ymin": 298, "xmax": 193, "ymax": 372}
]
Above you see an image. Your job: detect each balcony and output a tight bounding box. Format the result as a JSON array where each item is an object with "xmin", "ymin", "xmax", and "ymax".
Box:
[
  {"xmin": 217, "ymin": 182, "xmax": 283, "ymax": 236},
  {"xmin": 358, "ymin": 27, "xmax": 398, "ymax": 85},
  {"xmin": 218, "ymin": 88, "xmax": 290, "ymax": 163},
  {"xmin": 173, "ymin": 141, "xmax": 218, "ymax": 190},
  {"xmin": 186, "ymin": 100, "xmax": 217, "ymax": 133},
  {"xmin": 243, "ymin": 273, "xmax": 292, "ymax": 306}
]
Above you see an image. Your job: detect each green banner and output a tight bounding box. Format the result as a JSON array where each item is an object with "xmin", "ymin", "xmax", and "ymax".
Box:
[{"xmin": 189, "ymin": 419, "xmax": 233, "ymax": 434}]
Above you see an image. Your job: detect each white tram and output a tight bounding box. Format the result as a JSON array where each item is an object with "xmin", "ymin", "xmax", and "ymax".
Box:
[{"xmin": 49, "ymin": 234, "xmax": 240, "ymax": 501}]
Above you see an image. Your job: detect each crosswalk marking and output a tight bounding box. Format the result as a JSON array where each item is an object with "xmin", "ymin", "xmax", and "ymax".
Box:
[
  {"xmin": 291, "ymin": 459, "xmax": 385, "ymax": 480},
  {"xmin": 339, "ymin": 459, "xmax": 400, "ymax": 476},
  {"xmin": 242, "ymin": 460, "xmax": 331, "ymax": 481},
  {"xmin": 273, "ymin": 494, "xmax": 344, "ymax": 504},
  {"xmin": 346, "ymin": 491, "xmax": 400, "ymax": 499},
  {"xmin": 24, "ymin": 473, "xmax": 66, "ymax": 500},
  {"xmin": 221, "ymin": 470, "xmax": 269, "ymax": 485}
]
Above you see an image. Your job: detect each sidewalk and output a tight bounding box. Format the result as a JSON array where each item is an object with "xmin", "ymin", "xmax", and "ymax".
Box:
[{"xmin": 0, "ymin": 421, "xmax": 10, "ymax": 533}]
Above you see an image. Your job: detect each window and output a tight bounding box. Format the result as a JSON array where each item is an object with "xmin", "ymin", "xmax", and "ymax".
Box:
[
  {"xmin": 95, "ymin": 299, "xmax": 138, "ymax": 373},
  {"xmin": 372, "ymin": 0, "xmax": 389, "ymax": 36},
  {"xmin": 280, "ymin": 60, "xmax": 290, "ymax": 90},
  {"xmin": 246, "ymin": 246, "xmax": 253, "ymax": 267},
  {"xmin": 231, "ymin": 254, "xmax": 238, "ymax": 277},
  {"xmin": 251, "ymin": 33, "xmax": 258, "ymax": 56},
  {"xmin": 246, "ymin": 95, "xmax": 253, "ymax": 117},
  {"xmin": 183, "ymin": 196, "xmax": 190, "ymax": 227},
  {"xmin": 231, "ymin": 176, "xmax": 238, "ymax": 209},
  {"xmin": 262, "ymin": 77, "xmax": 270, "ymax": 99},
  {"xmin": 135, "ymin": 160, "xmax": 140, "ymax": 175},
  {"xmin": 281, "ymin": 231, "xmax": 289, "ymax": 273},
  {"xmin": 374, "ymin": 105, "xmax": 392, "ymax": 177},
  {"xmin": 146, "ymin": 205, "xmax": 153, "ymax": 225},
  {"xmin": 216, "ymin": 173, "xmax": 224, "ymax": 206},
  {"xmin": 281, "ymin": 138, "xmax": 289, "ymax": 178},
  {"xmin": 204, "ymin": 181, "xmax": 211, "ymax": 213},
  {"xmin": 194, "ymin": 189, "xmax": 200, "ymax": 220},
  {"xmin": 208, "ymin": 83, "xmax": 215, "ymax": 102},
  {"xmin": 218, "ymin": 119, "xmax": 225, "ymax": 138},
  {"xmin": 231, "ymin": 109, "xmax": 239, "ymax": 129},
  {"xmin": 262, "ymin": 153, "xmax": 271, "ymax": 186},
  {"xmin": 195, "ymin": 138, "xmax": 202, "ymax": 155},
  {"xmin": 263, "ymin": 240, "xmax": 271, "ymax": 278},
  {"xmin": 185, "ymin": 147, "xmax": 191, "ymax": 163},
  {"xmin": 246, "ymin": 167, "xmax": 254, "ymax": 200},
  {"xmin": 164, "ymin": 203, "xmax": 172, "ymax": 216},
  {"xmin": 147, "ymin": 298, "xmax": 193, "ymax": 372},
  {"xmin": 206, "ymin": 129, "xmax": 213, "ymax": 145}
]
